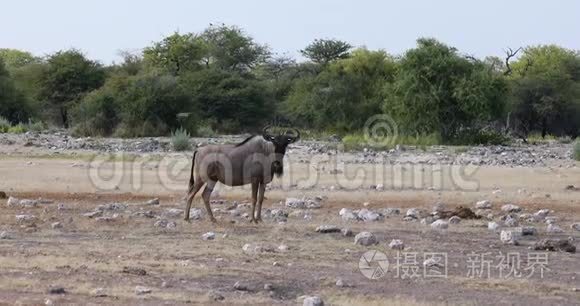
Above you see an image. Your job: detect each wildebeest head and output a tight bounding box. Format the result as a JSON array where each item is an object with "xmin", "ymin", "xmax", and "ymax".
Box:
[{"xmin": 262, "ymin": 126, "xmax": 300, "ymax": 176}]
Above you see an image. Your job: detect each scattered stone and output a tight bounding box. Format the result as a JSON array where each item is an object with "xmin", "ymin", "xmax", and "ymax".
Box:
[
  {"xmin": 357, "ymin": 209, "xmax": 381, "ymax": 222},
  {"xmin": 208, "ymin": 290, "xmax": 225, "ymax": 301},
  {"xmin": 0, "ymin": 231, "xmax": 10, "ymax": 239},
  {"xmin": 7, "ymin": 196, "xmax": 19, "ymax": 206},
  {"xmin": 163, "ymin": 208, "xmax": 185, "ymax": 218},
  {"xmin": 545, "ymin": 217, "xmax": 558, "ymax": 224},
  {"xmin": 132, "ymin": 210, "xmax": 155, "ymax": 218},
  {"xmin": 571, "ymin": 223, "xmax": 580, "ymax": 232},
  {"xmin": 154, "ymin": 219, "xmax": 176, "ymax": 229},
  {"xmin": 432, "ymin": 202, "xmax": 445, "ymax": 212},
  {"xmin": 335, "ymin": 278, "xmax": 348, "ymax": 287},
  {"xmin": 430, "ymin": 220, "xmax": 448, "ymax": 230},
  {"xmin": 233, "ymin": 281, "xmax": 249, "ymax": 291},
  {"xmin": 122, "ymin": 266, "xmax": 147, "ymax": 276},
  {"xmin": 146, "ymin": 198, "xmax": 160, "ymax": 205},
  {"xmin": 135, "ymin": 286, "xmax": 152, "ymax": 295},
  {"xmin": 375, "ymin": 184, "xmax": 384, "ymax": 191},
  {"xmin": 96, "ymin": 203, "xmax": 127, "ymax": 211},
  {"xmin": 315, "ymin": 225, "xmax": 341, "ymax": 233},
  {"xmin": 354, "ymin": 232, "xmax": 377, "ymax": 246},
  {"xmin": 534, "ymin": 239, "xmax": 576, "ymax": 253},
  {"xmin": 388, "ymin": 239, "xmax": 405, "ymax": 250},
  {"xmin": 341, "ymin": 228, "xmax": 353, "ymax": 237},
  {"xmin": 91, "ymin": 288, "xmax": 107, "ymax": 297},
  {"xmin": 420, "ymin": 217, "xmax": 433, "ymax": 225},
  {"xmin": 405, "ymin": 208, "xmax": 420, "ymax": 219},
  {"xmin": 533, "ymin": 209, "xmax": 550, "ymax": 221},
  {"xmin": 303, "ymin": 296, "xmax": 324, "ymax": 306},
  {"xmin": 95, "ymin": 214, "xmax": 119, "ymax": 222},
  {"xmin": 501, "ymin": 204, "xmax": 522, "ymax": 213},
  {"xmin": 278, "ymin": 244, "xmax": 289, "ymax": 252},
  {"xmin": 504, "ymin": 215, "xmax": 519, "ymax": 227},
  {"xmin": 500, "ymin": 230, "xmax": 520, "ymax": 245},
  {"xmin": 16, "ymin": 214, "xmax": 36, "ymax": 224},
  {"xmin": 547, "ymin": 224, "xmax": 564, "ymax": 234},
  {"xmin": 51, "ymin": 222, "xmax": 63, "ymax": 229},
  {"xmin": 565, "ymin": 185, "xmax": 578, "ymax": 191},
  {"xmin": 518, "ymin": 226, "xmax": 537, "ymax": 236},
  {"xmin": 19, "ymin": 199, "xmax": 38, "ymax": 207},
  {"xmin": 48, "ymin": 287, "xmax": 66, "ymax": 295},
  {"xmin": 264, "ymin": 283, "xmax": 274, "ymax": 291},
  {"xmin": 423, "ymin": 258, "xmax": 444, "ymax": 268},
  {"xmin": 202, "ymin": 232, "xmax": 216, "ymax": 240},
  {"xmin": 285, "ymin": 198, "xmax": 306, "ymax": 209},
  {"xmin": 242, "ymin": 243, "xmax": 274, "ymax": 255},
  {"xmin": 475, "ymin": 200, "xmax": 492, "ymax": 209},
  {"xmin": 339, "ymin": 208, "xmax": 359, "ymax": 221},
  {"xmin": 83, "ymin": 211, "xmax": 103, "ymax": 218},
  {"xmin": 380, "ymin": 208, "xmax": 401, "ymax": 216},
  {"xmin": 0, "ymin": 191, "xmax": 6, "ymax": 199},
  {"xmin": 449, "ymin": 216, "xmax": 461, "ymax": 224},
  {"xmin": 488, "ymin": 222, "xmax": 501, "ymax": 231}
]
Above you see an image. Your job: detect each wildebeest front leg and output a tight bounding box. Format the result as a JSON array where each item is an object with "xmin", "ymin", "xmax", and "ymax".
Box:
[
  {"xmin": 256, "ymin": 183, "xmax": 266, "ymax": 222},
  {"xmin": 250, "ymin": 181, "xmax": 258, "ymax": 223},
  {"xmin": 202, "ymin": 180, "xmax": 217, "ymax": 223}
]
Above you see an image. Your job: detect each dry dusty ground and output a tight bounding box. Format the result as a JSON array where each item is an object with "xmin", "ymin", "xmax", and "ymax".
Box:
[{"xmin": 0, "ymin": 147, "xmax": 579, "ymax": 305}]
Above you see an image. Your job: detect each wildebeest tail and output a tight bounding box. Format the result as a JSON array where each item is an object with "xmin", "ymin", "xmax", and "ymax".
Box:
[{"xmin": 188, "ymin": 151, "xmax": 197, "ymax": 192}]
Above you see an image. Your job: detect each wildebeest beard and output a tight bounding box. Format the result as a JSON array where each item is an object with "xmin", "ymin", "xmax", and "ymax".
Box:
[{"xmin": 272, "ymin": 160, "xmax": 283, "ymax": 177}]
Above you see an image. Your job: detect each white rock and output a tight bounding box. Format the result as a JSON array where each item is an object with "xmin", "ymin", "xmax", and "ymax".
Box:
[
  {"xmin": 202, "ymin": 232, "xmax": 216, "ymax": 240},
  {"xmin": 432, "ymin": 202, "xmax": 445, "ymax": 212},
  {"xmin": 19, "ymin": 199, "xmax": 38, "ymax": 207},
  {"xmin": 315, "ymin": 225, "xmax": 340, "ymax": 233},
  {"xmin": 354, "ymin": 232, "xmax": 377, "ymax": 246},
  {"xmin": 341, "ymin": 228, "xmax": 353, "ymax": 237},
  {"xmin": 163, "ymin": 208, "xmax": 184, "ymax": 218},
  {"xmin": 51, "ymin": 222, "xmax": 63, "ymax": 229},
  {"xmin": 303, "ymin": 296, "xmax": 324, "ymax": 306},
  {"xmin": 146, "ymin": 198, "xmax": 160, "ymax": 205},
  {"xmin": 91, "ymin": 288, "xmax": 107, "ymax": 297},
  {"xmin": 0, "ymin": 231, "xmax": 10, "ymax": 239},
  {"xmin": 380, "ymin": 208, "xmax": 401, "ymax": 216},
  {"xmin": 357, "ymin": 209, "xmax": 381, "ymax": 222},
  {"xmin": 285, "ymin": 198, "xmax": 306, "ymax": 209},
  {"xmin": 533, "ymin": 209, "xmax": 550, "ymax": 220},
  {"xmin": 448, "ymin": 216, "xmax": 461, "ymax": 224},
  {"xmin": 135, "ymin": 286, "xmax": 151, "ymax": 295},
  {"xmin": 475, "ymin": 200, "xmax": 492, "ymax": 209},
  {"xmin": 423, "ymin": 258, "xmax": 444, "ymax": 268},
  {"xmin": 7, "ymin": 196, "xmax": 19, "ymax": 206},
  {"xmin": 547, "ymin": 224, "xmax": 564, "ymax": 234},
  {"xmin": 571, "ymin": 223, "xmax": 580, "ymax": 232},
  {"xmin": 278, "ymin": 244, "xmax": 289, "ymax": 252},
  {"xmin": 375, "ymin": 184, "xmax": 384, "ymax": 191},
  {"xmin": 420, "ymin": 217, "xmax": 433, "ymax": 225},
  {"xmin": 488, "ymin": 222, "xmax": 500, "ymax": 231},
  {"xmin": 233, "ymin": 281, "xmax": 248, "ymax": 291},
  {"xmin": 504, "ymin": 215, "xmax": 519, "ymax": 227},
  {"xmin": 405, "ymin": 208, "xmax": 420, "ymax": 219},
  {"xmin": 15, "ymin": 214, "xmax": 36, "ymax": 224},
  {"xmin": 501, "ymin": 204, "xmax": 522, "ymax": 213},
  {"xmin": 242, "ymin": 243, "xmax": 274, "ymax": 255},
  {"xmin": 388, "ymin": 239, "xmax": 405, "ymax": 250},
  {"xmin": 430, "ymin": 220, "xmax": 448, "ymax": 230},
  {"xmin": 500, "ymin": 230, "xmax": 519, "ymax": 245},
  {"xmin": 339, "ymin": 208, "xmax": 359, "ymax": 221}
]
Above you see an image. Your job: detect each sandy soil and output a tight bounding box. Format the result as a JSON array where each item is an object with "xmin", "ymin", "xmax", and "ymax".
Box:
[{"xmin": 0, "ymin": 145, "xmax": 579, "ymax": 305}]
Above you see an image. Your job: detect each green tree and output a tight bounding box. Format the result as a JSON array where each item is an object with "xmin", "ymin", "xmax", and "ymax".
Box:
[
  {"xmin": 201, "ymin": 24, "xmax": 270, "ymax": 72},
  {"xmin": 300, "ymin": 39, "xmax": 352, "ymax": 65},
  {"xmin": 0, "ymin": 58, "xmax": 31, "ymax": 123},
  {"xmin": 0, "ymin": 49, "xmax": 39, "ymax": 69},
  {"xmin": 180, "ymin": 69, "xmax": 272, "ymax": 132},
  {"xmin": 143, "ymin": 32, "xmax": 206, "ymax": 75},
  {"xmin": 286, "ymin": 49, "xmax": 397, "ymax": 132},
  {"xmin": 509, "ymin": 45, "xmax": 580, "ymax": 138},
  {"xmin": 383, "ymin": 38, "xmax": 507, "ymax": 142},
  {"xmin": 39, "ymin": 49, "xmax": 105, "ymax": 128}
]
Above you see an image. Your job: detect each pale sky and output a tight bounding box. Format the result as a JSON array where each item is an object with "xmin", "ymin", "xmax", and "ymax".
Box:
[{"xmin": 2, "ymin": 0, "xmax": 579, "ymax": 64}]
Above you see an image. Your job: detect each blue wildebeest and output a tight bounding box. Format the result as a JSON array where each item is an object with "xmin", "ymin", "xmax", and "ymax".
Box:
[{"xmin": 184, "ymin": 126, "xmax": 300, "ymax": 223}]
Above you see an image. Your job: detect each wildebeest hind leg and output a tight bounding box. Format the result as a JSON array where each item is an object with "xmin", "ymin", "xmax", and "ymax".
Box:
[
  {"xmin": 202, "ymin": 180, "xmax": 217, "ymax": 223},
  {"xmin": 184, "ymin": 179, "xmax": 204, "ymax": 221},
  {"xmin": 256, "ymin": 182, "xmax": 266, "ymax": 222},
  {"xmin": 250, "ymin": 181, "xmax": 258, "ymax": 223}
]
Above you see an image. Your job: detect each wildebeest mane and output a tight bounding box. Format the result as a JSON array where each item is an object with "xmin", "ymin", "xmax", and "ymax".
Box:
[{"xmin": 235, "ymin": 135, "xmax": 259, "ymax": 147}]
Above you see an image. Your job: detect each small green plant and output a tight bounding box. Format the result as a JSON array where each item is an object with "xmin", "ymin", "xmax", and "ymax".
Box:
[
  {"xmin": 574, "ymin": 141, "xmax": 580, "ymax": 161},
  {"xmin": 171, "ymin": 127, "xmax": 191, "ymax": 151},
  {"xmin": 7, "ymin": 123, "xmax": 26, "ymax": 134},
  {"xmin": 25, "ymin": 119, "xmax": 46, "ymax": 132},
  {"xmin": 0, "ymin": 116, "xmax": 11, "ymax": 133}
]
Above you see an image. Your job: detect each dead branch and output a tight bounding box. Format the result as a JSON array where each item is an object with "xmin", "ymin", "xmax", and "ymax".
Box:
[{"xmin": 503, "ymin": 47, "xmax": 522, "ymax": 76}]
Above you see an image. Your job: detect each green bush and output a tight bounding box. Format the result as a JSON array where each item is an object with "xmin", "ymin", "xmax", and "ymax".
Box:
[
  {"xmin": 196, "ymin": 123, "xmax": 217, "ymax": 137},
  {"xmin": 171, "ymin": 127, "xmax": 191, "ymax": 151},
  {"xmin": 7, "ymin": 123, "xmax": 26, "ymax": 134},
  {"xmin": 72, "ymin": 88, "xmax": 119, "ymax": 136},
  {"xmin": 574, "ymin": 141, "xmax": 580, "ymax": 161},
  {"xmin": 453, "ymin": 129, "xmax": 509, "ymax": 145},
  {"xmin": 0, "ymin": 116, "xmax": 11, "ymax": 132},
  {"xmin": 24, "ymin": 119, "xmax": 46, "ymax": 132}
]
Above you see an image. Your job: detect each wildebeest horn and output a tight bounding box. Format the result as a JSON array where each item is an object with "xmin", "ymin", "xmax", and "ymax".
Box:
[
  {"xmin": 285, "ymin": 128, "xmax": 300, "ymax": 143},
  {"xmin": 262, "ymin": 125, "xmax": 275, "ymax": 140}
]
